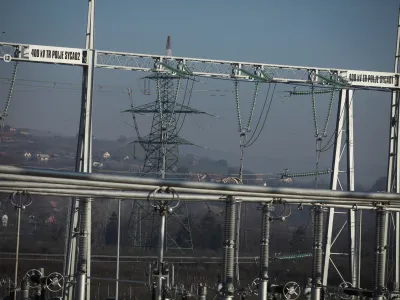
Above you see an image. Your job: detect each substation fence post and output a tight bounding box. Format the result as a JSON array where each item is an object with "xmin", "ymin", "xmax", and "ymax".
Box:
[
  {"xmin": 221, "ymin": 196, "xmax": 237, "ymax": 300},
  {"xmin": 311, "ymin": 206, "xmax": 325, "ymax": 300},
  {"xmin": 258, "ymin": 202, "xmax": 272, "ymax": 300},
  {"xmin": 373, "ymin": 206, "xmax": 389, "ymax": 300}
]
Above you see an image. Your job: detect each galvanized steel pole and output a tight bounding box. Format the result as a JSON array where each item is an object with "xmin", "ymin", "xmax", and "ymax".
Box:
[{"xmin": 157, "ymin": 206, "xmax": 167, "ymax": 300}]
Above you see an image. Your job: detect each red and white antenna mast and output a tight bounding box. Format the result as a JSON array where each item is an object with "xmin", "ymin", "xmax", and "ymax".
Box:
[{"xmin": 165, "ymin": 36, "xmax": 172, "ymax": 57}]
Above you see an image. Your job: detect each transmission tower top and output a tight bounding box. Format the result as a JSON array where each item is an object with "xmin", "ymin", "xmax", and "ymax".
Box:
[{"xmin": 165, "ymin": 36, "xmax": 172, "ymax": 57}]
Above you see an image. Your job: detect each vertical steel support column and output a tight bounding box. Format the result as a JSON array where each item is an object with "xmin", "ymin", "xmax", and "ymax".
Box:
[
  {"xmin": 311, "ymin": 206, "xmax": 324, "ymax": 300},
  {"xmin": 258, "ymin": 203, "xmax": 271, "ymax": 300},
  {"xmin": 13, "ymin": 206, "xmax": 22, "ymax": 300},
  {"xmin": 171, "ymin": 264, "xmax": 175, "ymax": 288},
  {"xmin": 157, "ymin": 206, "xmax": 167, "ymax": 300},
  {"xmin": 68, "ymin": 1, "xmax": 96, "ymax": 300},
  {"xmin": 346, "ymin": 89, "xmax": 358, "ymax": 287},
  {"xmin": 64, "ymin": 197, "xmax": 79, "ymax": 300},
  {"xmin": 374, "ymin": 208, "xmax": 389, "ymax": 300},
  {"xmin": 323, "ymin": 90, "xmax": 346, "ymax": 286},
  {"xmin": 387, "ymin": 7, "xmax": 400, "ymax": 293},
  {"xmin": 323, "ymin": 89, "xmax": 358, "ymax": 287},
  {"xmin": 116, "ymin": 199, "xmax": 121, "ymax": 300},
  {"xmin": 221, "ymin": 196, "xmax": 236, "ymax": 300}
]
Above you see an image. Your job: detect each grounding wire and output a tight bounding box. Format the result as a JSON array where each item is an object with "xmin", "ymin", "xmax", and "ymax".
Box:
[{"xmin": 244, "ymin": 83, "xmax": 277, "ymax": 148}]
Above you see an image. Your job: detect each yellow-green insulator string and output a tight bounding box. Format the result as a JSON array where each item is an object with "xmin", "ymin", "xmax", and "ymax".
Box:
[
  {"xmin": 234, "ymin": 80, "xmax": 243, "ymax": 132},
  {"xmin": 246, "ymin": 81, "xmax": 259, "ymax": 131}
]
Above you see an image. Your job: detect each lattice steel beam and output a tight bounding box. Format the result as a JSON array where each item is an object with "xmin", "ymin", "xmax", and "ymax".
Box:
[{"xmin": 0, "ymin": 42, "xmax": 398, "ymax": 90}]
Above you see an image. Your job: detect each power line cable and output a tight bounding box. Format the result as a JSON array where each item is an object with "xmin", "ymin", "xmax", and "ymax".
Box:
[{"xmin": 245, "ymin": 84, "xmax": 277, "ymax": 148}]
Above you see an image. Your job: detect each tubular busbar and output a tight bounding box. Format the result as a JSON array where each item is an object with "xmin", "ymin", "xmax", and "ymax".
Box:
[
  {"xmin": 5, "ymin": 185, "xmax": 400, "ymax": 209},
  {"xmin": 2, "ymin": 165, "xmax": 400, "ymax": 203}
]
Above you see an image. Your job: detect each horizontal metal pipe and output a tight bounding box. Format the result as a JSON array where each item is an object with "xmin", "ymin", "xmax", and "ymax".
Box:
[
  {"xmin": 6, "ymin": 181, "xmax": 400, "ymax": 209},
  {"xmin": 0, "ymin": 180, "xmax": 114, "ymax": 190},
  {"xmin": 0, "ymin": 186, "xmax": 389, "ymax": 205},
  {"xmin": 0, "ymin": 252, "xmax": 260, "ymax": 260},
  {"xmin": 326, "ymin": 204, "xmax": 400, "ymax": 212},
  {"xmin": 0, "ymin": 175, "xmax": 378, "ymax": 201},
  {"xmin": 88, "ymin": 277, "xmax": 145, "ymax": 284},
  {"xmin": 0, "ymin": 174, "xmax": 362, "ymax": 199},
  {"xmin": 0, "ymin": 257, "xmax": 260, "ymax": 264},
  {"xmin": 1, "ymin": 186, "xmax": 400, "ymax": 208},
  {"xmin": 0, "ymin": 165, "xmax": 399, "ymax": 203}
]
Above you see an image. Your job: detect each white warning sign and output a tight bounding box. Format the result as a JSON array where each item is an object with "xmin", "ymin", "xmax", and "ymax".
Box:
[
  {"xmin": 28, "ymin": 45, "xmax": 84, "ymax": 64},
  {"xmin": 346, "ymin": 70, "xmax": 397, "ymax": 89}
]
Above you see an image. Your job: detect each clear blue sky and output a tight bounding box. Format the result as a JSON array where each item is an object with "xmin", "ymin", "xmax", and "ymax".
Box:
[{"xmin": 0, "ymin": 0, "xmax": 398, "ymax": 186}]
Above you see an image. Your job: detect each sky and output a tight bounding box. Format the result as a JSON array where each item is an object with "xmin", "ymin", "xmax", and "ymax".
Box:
[{"xmin": 0, "ymin": 0, "xmax": 398, "ymax": 186}]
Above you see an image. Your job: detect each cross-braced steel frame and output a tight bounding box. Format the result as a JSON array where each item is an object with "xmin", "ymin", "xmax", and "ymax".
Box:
[{"xmin": 1, "ymin": 1, "xmax": 400, "ymax": 300}]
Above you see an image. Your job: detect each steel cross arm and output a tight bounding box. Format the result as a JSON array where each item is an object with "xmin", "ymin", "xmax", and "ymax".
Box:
[{"xmin": 0, "ymin": 41, "xmax": 398, "ymax": 90}]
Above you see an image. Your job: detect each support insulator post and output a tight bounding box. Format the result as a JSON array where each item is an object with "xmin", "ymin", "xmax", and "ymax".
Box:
[
  {"xmin": 221, "ymin": 196, "xmax": 236, "ymax": 300},
  {"xmin": 198, "ymin": 283, "xmax": 207, "ymax": 300},
  {"xmin": 373, "ymin": 207, "xmax": 389, "ymax": 300},
  {"xmin": 76, "ymin": 198, "xmax": 90, "ymax": 300},
  {"xmin": 258, "ymin": 202, "xmax": 272, "ymax": 300},
  {"xmin": 311, "ymin": 206, "xmax": 324, "ymax": 300}
]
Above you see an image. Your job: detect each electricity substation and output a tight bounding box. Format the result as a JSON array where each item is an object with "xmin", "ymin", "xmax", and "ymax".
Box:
[{"xmin": 1, "ymin": 1, "xmax": 400, "ymax": 300}]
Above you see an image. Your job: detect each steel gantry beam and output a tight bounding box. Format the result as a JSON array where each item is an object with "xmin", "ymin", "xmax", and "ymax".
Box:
[{"xmin": 0, "ymin": 42, "xmax": 398, "ymax": 90}]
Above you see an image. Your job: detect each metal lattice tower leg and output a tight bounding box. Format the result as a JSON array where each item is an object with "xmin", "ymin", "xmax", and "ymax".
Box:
[
  {"xmin": 386, "ymin": 7, "xmax": 400, "ymax": 293},
  {"xmin": 322, "ymin": 89, "xmax": 361, "ymax": 288}
]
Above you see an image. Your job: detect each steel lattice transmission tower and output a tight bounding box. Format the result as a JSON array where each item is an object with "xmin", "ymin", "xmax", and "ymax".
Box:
[{"xmin": 124, "ymin": 36, "xmax": 210, "ymax": 252}]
